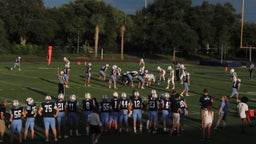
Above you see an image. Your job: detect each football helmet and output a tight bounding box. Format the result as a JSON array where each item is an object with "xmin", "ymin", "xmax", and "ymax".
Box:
[
  {"xmin": 151, "ymin": 89, "xmax": 157, "ymax": 94},
  {"xmin": 106, "ymin": 64, "xmax": 109, "ymax": 67},
  {"xmin": 63, "ymin": 57, "xmax": 67, "ymax": 61},
  {"xmin": 113, "ymin": 91, "xmax": 118, "ymax": 98},
  {"xmin": 230, "ymin": 68, "xmax": 235, "ymax": 74},
  {"xmin": 26, "ymin": 97, "xmax": 34, "ymax": 105},
  {"xmin": 157, "ymin": 66, "xmax": 161, "ymax": 71},
  {"xmin": 13, "ymin": 100, "xmax": 19, "ymax": 107},
  {"xmin": 85, "ymin": 93, "xmax": 91, "ymax": 99},
  {"xmin": 45, "ymin": 95, "xmax": 52, "ymax": 101},
  {"xmin": 18, "ymin": 56, "xmax": 21, "ymax": 59},
  {"xmin": 152, "ymin": 93, "xmax": 158, "ymax": 99},
  {"xmin": 167, "ymin": 66, "xmax": 172, "ymax": 70},
  {"xmin": 70, "ymin": 94, "xmax": 76, "ymax": 102},
  {"xmin": 88, "ymin": 62, "xmax": 92, "ymax": 66},
  {"xmin": 112, "ymin": 65, "xmax": 117, "ymax": 69},
  {"xmin": 60, "ymin": 71, "xmax": 64, "ymax": 75},
  {"xmin": 164, "ymin": 92, "xmax": 170, "ymax": 98},
  {"xmin": 134, "ymin": 91, "xmax": 139, "ymax": 97},
  {"xmin": 121, "ymin": 92, "xmax": 127, "ymax": 98},
  {"xmin": 58, "ymin": 93, "xmax": 64, "ymax": 100}
]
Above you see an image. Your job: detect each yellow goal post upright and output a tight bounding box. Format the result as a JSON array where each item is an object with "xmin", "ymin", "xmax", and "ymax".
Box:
[{"xmin": 240, "ymin": 0, "xmax": 255, "ymax": 62}]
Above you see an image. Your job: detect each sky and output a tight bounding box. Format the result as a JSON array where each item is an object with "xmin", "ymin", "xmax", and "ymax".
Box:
[{"xmin": 43, "ymin": 0, "xmax": 256, "ymax": 22}]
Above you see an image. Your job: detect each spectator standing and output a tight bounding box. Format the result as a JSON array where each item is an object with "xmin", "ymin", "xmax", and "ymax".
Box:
[
  {"xmin": 214, "ymin": 96, "xmax": 228, "ymax": 130},
  {"xmin": 237, "ymin": 96, "xmax": 253, "ymax": 134}
]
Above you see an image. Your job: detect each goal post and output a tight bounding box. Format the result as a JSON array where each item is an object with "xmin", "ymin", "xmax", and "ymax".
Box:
[{"xmin": 240, "ymin": 0, "xmax": 256, "ymax": 49}]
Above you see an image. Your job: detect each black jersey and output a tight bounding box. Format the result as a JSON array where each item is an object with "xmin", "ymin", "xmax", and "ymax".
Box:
[{"xmin": 25, "ymin": 104, "xmax": 36, "ymax": 118}]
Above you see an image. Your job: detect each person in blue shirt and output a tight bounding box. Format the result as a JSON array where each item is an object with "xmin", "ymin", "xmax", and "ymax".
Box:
[
  {"xmin": 38, "ymin": 95, "xmax": 59, "ymax": 142},
  {"xmin": 214, "ymin": 96, "xmax": 228, "ymax": 130}
]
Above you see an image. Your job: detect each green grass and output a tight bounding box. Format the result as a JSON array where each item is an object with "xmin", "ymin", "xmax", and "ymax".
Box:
[{"xmin": 0, "ymin": 60, "xmax": 256, "ymax": 144}]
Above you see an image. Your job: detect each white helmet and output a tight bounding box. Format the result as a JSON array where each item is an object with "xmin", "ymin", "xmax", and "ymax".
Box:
[
  {"xmin": 26, "ymin": 97, "xmax": 34, "ymax": 105},
  {"xmin": 70, "ymin": 94, "xmax": 76, "ymax": 102},
  {"xmin": 164, "ymin": 92, "xmax": 170, "ymax": 98},
  {"xmin": 63, "ymin": 57, "xmax": 67, "ymax": 61},
  {"xmin": 12, "ymin": 100, "xmax": 19, "ymax": 107},
  {"xmin": 121, "ymin": 92, "xmax": 127, "ymax": 98},
  {"xmin": 126, "ymin": 71, "xmax": 130, "ymax": 74},
  {"xmin": 230, "ymin": 68, "xmax": 235, "ymax": 74},
  {"xmin": 60, "ymin": 71, "xmax": 64, "ymax": 75},
  {"xmin": 152, "ymin": 93, "xmax": 158, "ymax": 99},
  {"xmin": 140, "ymin": 58, "xmax": 144, "ymax": 62},
  {"xmin": 113, "ymin": 91, "xmax": 118, "ymax": 98},
  {"xmin": 45, "ymin": 95, "xmax": 52, "ymax": 101},
  {"xmin": 106, "ymin": 64, "xmax": 109, "ymax": 67},
  {"xmin": 134, "ymin": 91, "xmax": 139, "ymax": 97},
  {"xmin": 88, "ymin": 62, "xmax": 92, "ymax": 66},
  {"xmin": 180, "ymin": 64, "xmax": 184, "ymax": 69},
  {"xmin": 85, "ymin": 93, "xmax": 91, "ymax": 99},
  {"xmin": 167, "ymin": 66, "xmax": 172, "ymax": 70},
  {"xmin": 58, "ymin": 93, "xmax": 64, "ymax": 100},
  {"xmin": 238, "ymin": 78, "xmax": 241, "ymax": 82},
  {"xmin": 157, "ymin": 66, "xmax": 161, "ymax": 71},
  {"xmin": 151, "ymin": 89, "xmax": 157, "ymax": 95},
  {"xmin": 112, "ymin": 65, "xmax": 117, "ymax": 69},
  {"xmin": 145, "ymin": 70, "xmax": 148, "ymax": 73},
  {"xmin": 18, "ymin": 56, "xmax": 21, "ymax": 59}
]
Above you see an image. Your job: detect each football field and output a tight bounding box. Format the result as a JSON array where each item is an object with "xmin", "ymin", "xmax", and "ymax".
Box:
[{"xmin": 0, "ymin": 60, "xmax": 256, "ymax": 144}]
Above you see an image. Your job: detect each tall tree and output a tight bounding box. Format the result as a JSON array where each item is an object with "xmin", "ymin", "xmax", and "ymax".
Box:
[
  {"xmin": 113, "ymin": 9, "xmax": 133, "ymax": 59},
  {"xmin": 90, "ymin": 14, "xmax": 105, "ymax": 58}
]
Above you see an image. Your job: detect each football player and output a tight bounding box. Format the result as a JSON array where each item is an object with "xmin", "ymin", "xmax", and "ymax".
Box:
[
  {"xmin": 176, "ymin": 95, "xmax": 188, "ymax": 131},
  {"xmin": 57, "ymin": 68, "xmax": 67, "ymax": 95},
  {"xmin": 230, "ymin": 68, "xmax": 238, "ymax": 82},
  {"xmin": 24, "ymin": 97, "xmax": 37, "ymax": 141},
  {"xmin": 9, "ymin": 100, "xmax": 25, "ymax": 144},
  {"xmin": 166, "ymin": 66, "xmax": 175, "ymax": 90},
  {"xmin": 230, "ymin": 78, "xmax": 241, "ymax": 102},
  {"xmin": 67, "ymin": 94, "xmax": 80, "ymax": 136},
  {"xmin": 63, "ymin": 57, "xmax": 70, "ymax": 76},
  {"xmin": 180, "ymin": 70, "xmax": 191, "ymax": 97},
  {"xmin": 56, "ymin": 93, "xmax": 68, "ymax": 139},
  {"xmin": 109, "ymin": 92, "xmax": 120, "ymax": 131},
  {"xmin": 156, "ymin": 66, "xmax": 166, "ymax": 84},
  {"xmin": 99, "ymin": 64, "xmax": 109, "ymax": 81},
  {"xmin": 85, "ymin": 62, "xmax": 92, "ymax": 86},
  {"xmin": 129, "ymin": 91, "xmax": 143, "ymax": 133},
  {"xmin": 119, "ymin": 92, "xmax": 130, "ymax": 133},
  {"xmin": 161, "ymin": 93, "xmax": 171, "ymax": 132},
  {"xmin": 99, "ymin": 95, "xmax": 111, "ymax": 133},
  {"xmin": 0, "ymin": 100, "xmax": 8, "ymax": 143},
  {"xmin": 139, "ymin": 58, "xmax": 145, "ymax": 74},
  {"xmin": 147, "ymin": 93, "xmax": 159, "ymax": 133},
  {"xmin": 109, "ymin": 65, "xmax": 118, "ymax": 89},
  {"xmin": 38, "ymin": 95, "xmax": 59, "ymax": 142},
  {"xmin": 10, "ymin": 56, "xmax": 21, "ymax": 71},
  {"xmin": 82, "ymin": 93, "xmax": 95, "ymax": 135}
]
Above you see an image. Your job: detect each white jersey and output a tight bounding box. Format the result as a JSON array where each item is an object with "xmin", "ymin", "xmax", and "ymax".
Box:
[
  {"xmin": 64, "ymin": 59, "xmax": 70, "ymax": 68},
  {"xmin": 237, "ymin": 102, "xmax": 248, "ymax": 119}
]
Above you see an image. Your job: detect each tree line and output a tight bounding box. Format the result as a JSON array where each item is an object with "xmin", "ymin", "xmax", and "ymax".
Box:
[{"xmin": 0, "ymin": 0, "xmax": 255, "ymax": 60}]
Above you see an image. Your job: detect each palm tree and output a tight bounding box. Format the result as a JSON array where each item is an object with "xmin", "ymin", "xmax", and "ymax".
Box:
[
  {"xmin": 114, "ymin": 10, "xmax": 133, "ymax": 59},
  {"xmin": 90, "ymin": 14, "xmax": 105, "ymax": 58}
]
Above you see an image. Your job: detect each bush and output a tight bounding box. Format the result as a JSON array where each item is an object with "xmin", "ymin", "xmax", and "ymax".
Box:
[{"xmin": 11, "ymin": 44, "xmax": 39, "ymax": 54}]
